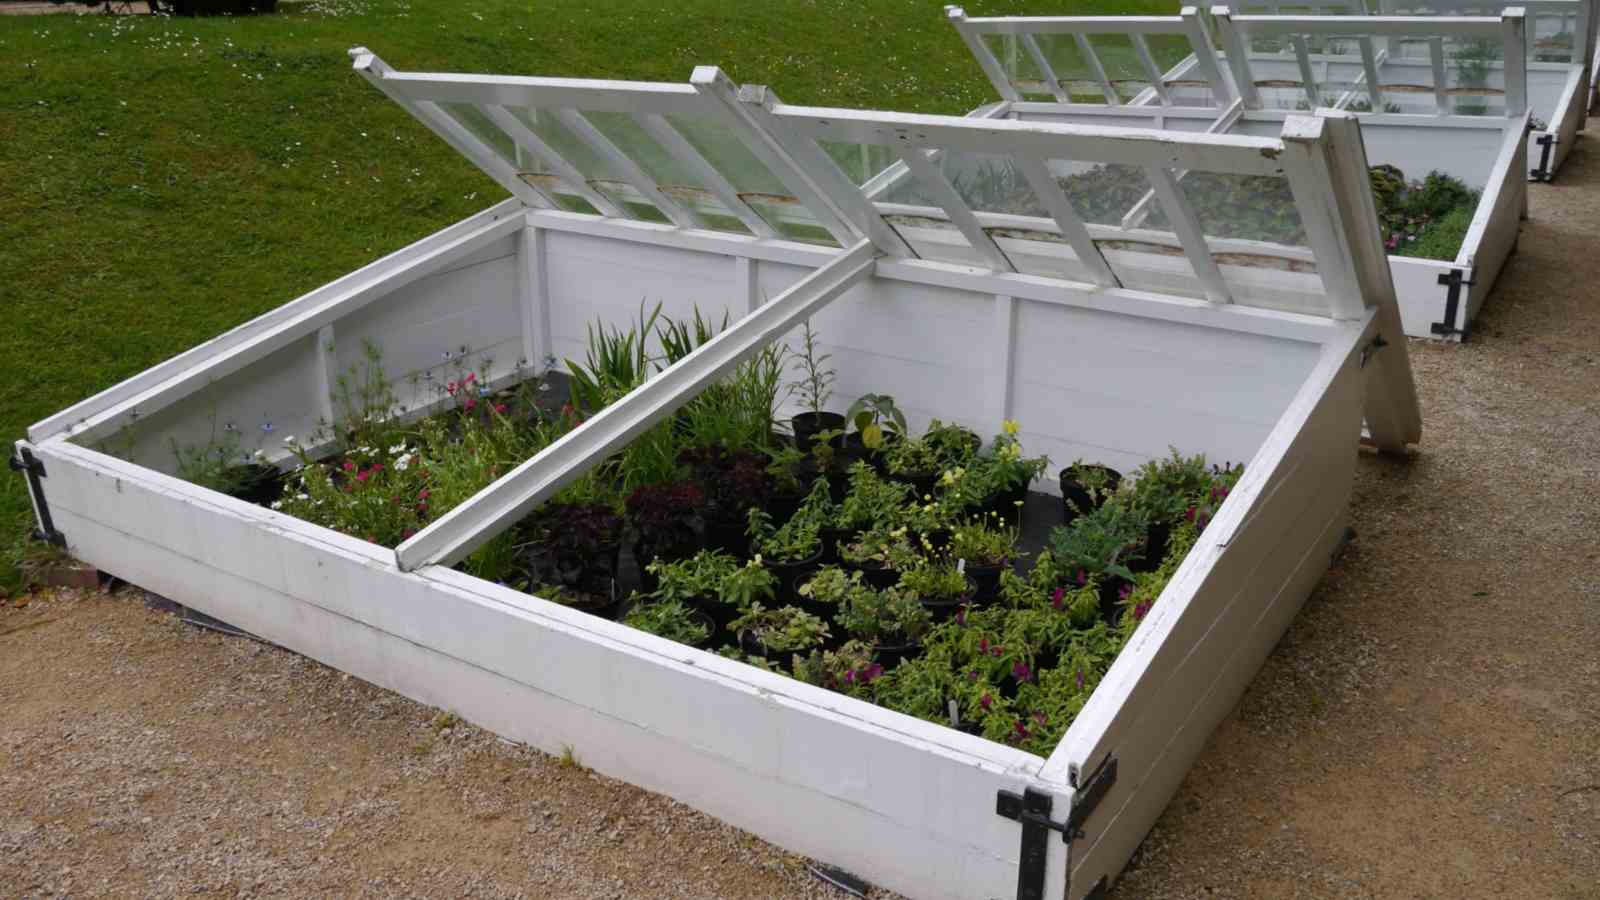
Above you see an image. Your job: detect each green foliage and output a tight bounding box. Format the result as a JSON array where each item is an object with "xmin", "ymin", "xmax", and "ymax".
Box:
[
  {"xmin": 947, "ymin": 514, "xmax": 1017, "ymax": 567},
  {"xmin": 646, "ymin": 549, "xmax": 776, "ymax": 611},
  {"xmin": 730, "ymin": 603, "xmax": 830, "ymax": 654},
  {"xmin": 623, "ymin": 598, "xmax": 711, "ymax": 645},
  {"xmin": 788, "ymin": 318, "xmax": 835, "ymax": 416},
  {"xmin": 836, "ymin": 463, "xmax": 913, "ymax": 531},
  {"xmin": 845, "ymin": 393, "xmax": 908, "ymax": 450},
  {"xmin": 566, "ymin": 302, "xmax": 659, "ymax": 413},
  {"xmin": 792, "ymin": 640, "xmax": 883, "ymax": 698},
  {"xmin": 839, "ymin": 526, "xmax": 924, "ymax": 572},
  {"xmin": 836, "ymin": 583, "xmax": 933, "ymax": 645},
  {"xmin": 1395, "ymin": 205, "xmax": 1474, "ymax": 262},
  {"xmin": 1048, "ymin": 501, "xmax": 1147, "ymax": 583},
  {"xmin": 896, "ymin": 561, "xmax": 970, "ymax": 604},
  {"xmin": 746, "ymin": 503, "xmax": 821, "ymax": 564},
  {"xmin": 883, "ymin": 434, "xmax": 940, "ymax": 477},
  {"xmin": 169, "ymin": 419, "xmax": 256, "ymax": 496}
]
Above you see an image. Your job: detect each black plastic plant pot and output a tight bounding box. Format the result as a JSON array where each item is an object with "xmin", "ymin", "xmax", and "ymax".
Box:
[
  {"xmin": 1097, "ymin": 577, "xmax": 1131, "ymax": 626},
  {"xmin": 964, "ymin": 561, "xmax": 1007, "ymax": 604},
  {"xmin": 818, "ymin": 526, "xmax": 856, "ymax": 564},
  {"xmin": 736, "ymin": 632, "xmax": 816, "ymax": 669},
  {"xmin": 791, "ymin": 411, "xmax": 846, "ymax": 455},
  {"xmin": 842, "ymin": 432, "xmax": 889, "ymax": 473},
  {"xmin": 560, "ymin": 577, "xmax": 626, "ymax": 621},
  {"xmin": 844, "ymin": 559, "xmax": 900, "ymax": 590},
  {"xmin": 1142, "ymin": 522, "xmax": 1172, "ymax": 572},
  {"xmin": 1058, "ymin": 465, "xmax": 1122, "ymax": 525},
  {"xmin": 687, "ymin": 610, "xmax": 720, "ymax": 650},
  {"xmin": 917, "ymin": 581, "xmax": 978, "ymax": 622},
  {"xmin": 689, "ymin": 594, "xmax": 743, "ymax": 633},
  {"xmin": 226, "ymin": 463, "xmax": 286, "ymax": 506},
  {"xmin": 887, "ymin": 469, "xmax": 940, "ymax": 502},
  {"xmin": 872, "ymin": 640, "xmax": 920, "ymax": 669},
  {"xmin": 978, "ymin": 483, "xmax": 1029, "ymax": 520},
  {"xmin": 767, "ymin": 548, "xmax": 825, "ymax": 603},
  {"xmin": 766, "ymin": 490, "xmax": 804, "ymax": 527}
]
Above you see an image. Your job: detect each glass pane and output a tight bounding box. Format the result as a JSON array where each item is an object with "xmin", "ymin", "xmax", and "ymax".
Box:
[
  {"xmin": 983, "ymin": 33, "xmax": 1057, "ymax": 101},
  {"xmin": 439, "ymin": 102, "xmax": 519, "ymax": 165},
  {"xmin": 583, "ymin": 111, "xmax": 753, "ymax": 235},
  {"xmin": 1088, "ymin": 34, "xmax": 1159, "ymax": 103},
  {"xmin": 1531, "ymin": 12, "xmax": 1578, "ymax": 64},
  {"xmin": 503, "ymin": 106, "xmax": 670, "ymax": 223},
  {"xmin": 665, "ymin": 115, "xmax": 839, "ymax": 246},
  {"xmin": 939, "ymin": 152, "xmax": 1101, "ymax": 282}
]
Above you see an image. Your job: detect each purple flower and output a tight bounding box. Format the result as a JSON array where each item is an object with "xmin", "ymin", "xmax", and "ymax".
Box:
[
  {"xmin": 1051, "ymin": 587, "xmax": 1065, "ymax": 610},
  {"xmin": 968, "ymin": 669, "xmax": 980, "ymax": 682},
  {"xmin": 1013, "ymin": 721, "xmax": 1029, "ymax": 738},
  {"xmin": 1184, "ymin": 506, "xmax": 1197, "ymax": 523},
  {"xmin": 1012, "ymin": 661, "xmax": 1032, "ymax": 683},
  {"xmin": 955, "ymin": 608, "xmax": 967, "ymax": 626},
  {"xmin": 980, "ymin": 693, "xmax": 993, "ymax": 710},
  {"xmin": 1118, "ymin": 583, "xmax": 1133, "ymax": 601},
  {"xmin": 1134, "ymin": 601, "xmax": 1152, "ymax": 621},
  {"xmin": 1075, "ymin": 669, "xmax": 1085, "ymax": 691},
  {"xmin": 1074, "ymin": 568, "xmax": 1086, "ymax": 585},
  {"xmin": 1032, "ymin": 711, "xmax": 1046, "ymax": 725}
]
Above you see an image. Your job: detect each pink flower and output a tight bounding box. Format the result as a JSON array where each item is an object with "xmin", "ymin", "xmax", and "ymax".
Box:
[
  {"xmin": 1011, "ymin": 661, "xmax": 1032, "ymax": 683},
  {"xmin": 1184, "ymin": 506, "xmax": 1197, "ymax": 523},
  {"xmin": 1118, "ymin": 583, "xmax": 1133, "ymax": 601},
  {"xmin": 342, "ymin": 460, "xmax": 356, "ymax": 472},
  {"xmin": 464, "ymin": 397, "xmax": 477, "ymax": 411},
  {"xmin": 1074, "ymin": 568, "xmax": 1086, "ymax": 585},
  {"xmin": 465, "ymin": 372, "xmax": 476, "ymax": 384},
  {"xmin": 355, "ymin": 470, "xmax": 370, "ymax": 483},
  {"xmin": 446, "ymin": 381, "xmax": 458, "ymax": 395},
  {"xmin": 980, "ymin": 693, "xmax": 993, "ymax": 710},
  {"xmin": 1134, "ymin": 601, "xmax": 1152, "ymax": 621},
  {"xmin": 494, "ymin": 403, "xmax": 508, "ymax": 415},
  {"xmin": 1051, "ymin": 587, "xmax": 1065, "ymax": 610},
  {"xmin": 418, "ymin": 489, "xmax": 431, "ymax": 500}
]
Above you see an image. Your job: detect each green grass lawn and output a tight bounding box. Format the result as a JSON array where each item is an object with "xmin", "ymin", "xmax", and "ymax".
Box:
[{"xmin": 0, "ymin": 0, "xmax": 1175, "ymax": 588}]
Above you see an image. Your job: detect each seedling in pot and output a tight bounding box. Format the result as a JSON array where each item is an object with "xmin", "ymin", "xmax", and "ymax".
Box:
[
  {"xmin": 787, "ymin": 319, "xmax": 844, "ymax": 454},
  {"xmin": 845, "ymin": 393, "xmax": 908, "ymax": 451},
  {"xmin": 623, "ymin": 598, "xmax": 714, "ymax": 648},
  {"xmin": 731, "ymin": 604, "xmax": 831, "ymax": 660}
]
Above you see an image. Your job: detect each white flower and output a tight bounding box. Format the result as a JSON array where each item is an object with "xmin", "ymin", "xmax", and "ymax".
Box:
[
  {"xmin": 394, "ymin": 453, "xmax": 413, "ymax": 472},
  {"xmin": 253, "ymin": 449, "xmax": 267, "ymax": 460},
  {"xmin": 270, "ymin": 500, "xmax": 284, "ymax": 510},
  {"xmin": 282, "ymin": 434, "xmax": 298, "ymax": 445},
  {"xmin": 296, "ymin": 493, "xmax": 309, "ymax": 501},
  {"xmin": 388, "ymin": 442, "xmax": 407, "ymax": 455}
]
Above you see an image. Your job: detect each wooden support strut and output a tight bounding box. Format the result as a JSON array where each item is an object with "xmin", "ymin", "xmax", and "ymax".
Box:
[{"xmin": 394, "ymin": 239, "xmax": 879, "ymax": 571}]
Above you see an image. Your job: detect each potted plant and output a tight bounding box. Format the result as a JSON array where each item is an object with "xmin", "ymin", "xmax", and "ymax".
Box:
[
  {"xmin": 525, "ymin": 500, "xmax": 626, "ymax": 618},
  {"xmin": 923, "ymin": 419, "xmax": 982, "ymax": 467},
  {"xmin": 843, "ymin": 392, "xmax": 908, "ymax": 465},
  {"xmin": 1047, "ymin": 502, "xmax": 1147, "ymax": 624},
  {"xmin": 763, "ymin": 443, "xmax": 811, "ymax": 524},
  {"xmin": 622, "ymin": 598, "xmax": 716, "ymax": 649},
  {"xmin": 787, "ymin": 319, "xmax": 844, "ymax": 454},
  {"xmin": 795, "ymin": 564, "xmax": 859, "ymax": 622},
  {"xmin": 897, "ymin": 561, "xmax": 976, "ymax": 621},
  {"xmin": 947, "ymin": 514, "xmax": 1018, "ymax": 603},
  {"xmin": 625, "ymin": 479, "xmax": 704, "ymax": 589},
  {"xmin": 839, "ymin": 526, "xmax": 924, "ymax": 589},
  {"xmin": 730, "ymin": 604, "xmax": 831, "ymax": 665},
  {"xmin": 836, "ymin": 584, "xmax": 933, "ymax": 666},
  {"xmin": 835, "ymin": 462, "xmax": 912, "ymax": 534},
  {"xmin": 1058, "ymin": 461, "xmax": 1122, "ymax": 526},
  {"xmin": 647, "ymin": 549, "xmax": 775, "ymax": 630},
  {"xmin": 976, "ymin": 421, "xmax": 1049, "ymax": 519},
  {"xmin": 746, "ymin": 502, "xmax": 824, "ymax": 601},
  {"xmin": 1127, "ymin": 450, "xmax": 1228, "ymax": 568},
  {"xmin": 792, "ymin": 640, "xmax": 884, "ymax": 699},
  {"xmin": 883, "ymin": 432, "xmax": 942, "ymax": 499},
  {"xmin": 677, "ymin": 445, "xmax": 772, "ymax": 556}
]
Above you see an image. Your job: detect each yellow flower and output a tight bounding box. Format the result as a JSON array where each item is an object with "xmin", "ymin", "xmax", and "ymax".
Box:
[{"xmin": 1001, "ymin": 419, "xmax": 1020, "ymax": 436}]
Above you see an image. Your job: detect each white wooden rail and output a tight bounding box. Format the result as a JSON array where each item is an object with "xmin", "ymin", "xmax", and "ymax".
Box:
[
  {"xmin": 1375, "ymin": 0, "xmax": 1593, "ymax": 67},
  {"xmin": 394, "ymin": 239, "xmax": 878, "ymax": 570},
  {"xmin": 946, "ymin": 5, "xmax": 1235, "ymax": 107},
  {"xmin": 1213, "ymin": 8, "xmax": 1530, "ymax": 116}
]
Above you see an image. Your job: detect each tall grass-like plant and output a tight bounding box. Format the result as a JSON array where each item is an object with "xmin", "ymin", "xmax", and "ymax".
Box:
[
  {"xmin": 566, "ymin": 301, "xmax": 661, "ymax": 413},
  {"xmin": 789, "ymin": 318, "xmax": 834, "ymax": 416}
]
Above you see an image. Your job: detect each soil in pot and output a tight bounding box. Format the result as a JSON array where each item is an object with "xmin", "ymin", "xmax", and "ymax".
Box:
[
  {"xmin": 818, "ymin": 526, "xmax": 856, "ymax": 564},
  {"xmin": 688, "ymin": 595, "xmax": 744, "ymax": 633},
  {"xmin": 844, "ymin": 559, "xmax": 901, "ymax": 591},
  {"xmin": 791, "ymin": 411, "xmax": 846, "ymax": 455},
  {"xmin": 550, "ymin": 576, "xmax": 626, "ymax": 621},
  {"xmin": 978, "ymin": 482, "xmax": 1028, "ymax": 520},
  {"xmin": 1059, "ymin": 465, "xmax": 1122, "ymax": 525}
]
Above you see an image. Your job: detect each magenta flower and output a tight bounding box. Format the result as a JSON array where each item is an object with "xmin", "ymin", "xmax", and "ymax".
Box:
[
  {"xmin": 1013, "ymin": 721, "xmax": 1029, "ymax": 738},
  {"xmin": 1011, "ymin": 661, "xmax": 1032, "ymax": 683},
  {"xmin": 980, "ymin": 693, "xmax": 993, "ymax": 710},
  {"xmin": 1051, "ymin": 587, "xmax": 1065, "ymax": 610},
  {"xmin": 1184, "ymin": 506, "xmax": 1197, "ymax": 523},
  {"xmin": 1118, "ymin": 583, "xmax": 1133, "ymax": 601},
  {"xmin": 1075, "ymin": 669, "xmax": 1085, "ymax": 691},
  {"xmin": 1074, "ymin": 568, "xmax": 1087, "ymax": 585},
  {"xmin": 955, "ymin": 608, "xmax": 967, "ymax": 626},
  {"xmin": 1134, "ymin": 601, "xmax": 1152, "ymax": 621}
]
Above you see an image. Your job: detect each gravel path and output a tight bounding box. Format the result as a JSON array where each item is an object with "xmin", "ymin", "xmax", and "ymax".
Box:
[{"xmin": 3, "ymin": 139, "xmax": 1597, "ymax": 899}]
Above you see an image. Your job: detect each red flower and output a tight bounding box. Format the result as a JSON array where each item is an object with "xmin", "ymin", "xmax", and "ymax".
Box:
[
  {"xmin": 446, "ymin": 381, "xmax": 458, "ymax": 395},
  {"xmin": 464, "ymin": 372, "xmax": 476, "ymax": 384},
  {"xmin": 494, "ymin": 403, "xmax": 508, "ymax": 415},
  {"xmin": 418, "ymin": 489, "xmax": 431, "ymax": 500},
  {"xmin": 464, "ymin": 397, "xmax": 477, "ymax": 411}
]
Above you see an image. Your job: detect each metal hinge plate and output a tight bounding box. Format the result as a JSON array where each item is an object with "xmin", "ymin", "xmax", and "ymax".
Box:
[
  {"xmin": 10, "ymin": 446, "xmax": 66, "ymax": 547},
  {"xmin": 1430, "ymin": 269, "xmax": 1474, "ymax": 340},
  {"xmin": 1530, "ymin": 133, "xmax": 1555, "ymax": 182},
  {"xmin": 997, "ymin": 755, "xmax": 1118, "ymax": 900}
]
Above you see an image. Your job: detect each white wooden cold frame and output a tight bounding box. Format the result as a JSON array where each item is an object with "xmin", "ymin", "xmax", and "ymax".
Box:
[
  {"xmin": 948, "ymin": 5, "xmax": 1534, "ymax": 341},
  {"xmin": 18, "ymin": 57, "xmax": 1421, "ymax": 900}
]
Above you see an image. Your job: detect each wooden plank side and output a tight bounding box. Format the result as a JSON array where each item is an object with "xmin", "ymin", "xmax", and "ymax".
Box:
[
  {"xmin": 1047, "ymin": 317, "xmax": 1371, "ymax": 896},
  {"xmin": 1045, "ymin": 313, "xmax": 1371, "ymax": 787},
  {"xmin": 33, "ymin": 439, "xmax": 1067, "ymax": 900},
  {"xmin": 28, "ymin": 199, "xmax": 526, "ymax": 444},
  {"xmin": 1459, "ymin": 126, "xmax": 1529, "ymax": 329}
]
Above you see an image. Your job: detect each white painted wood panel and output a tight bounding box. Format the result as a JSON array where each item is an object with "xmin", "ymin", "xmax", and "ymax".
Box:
[
  {"xmin": 1050, "ymin": 316, "xmax": 1370, "ymax": 896},
  {"xmin": 33, "ymin": 438, "xmax": 1071, "ymax": 900}
]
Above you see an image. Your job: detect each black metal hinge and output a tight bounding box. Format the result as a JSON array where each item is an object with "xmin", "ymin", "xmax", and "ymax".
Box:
[
  {"xmin": 996, "ymin": 755, "xmax": 1118, "ymax": 900},
  {"xmin": 1430, "ymin": 269, "xmax": 1474, "ymax": 340},
  {"xmin": 1359, "ymin": 334, "xmax": 1388, "ymax": 369},
  {"xmin": 9, "ymin": 446, "xmax": 66, "ymax": 547},
  {"xmin": 1529, "ymin": 133, "xmax": 1555, "ymax": 182}
]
